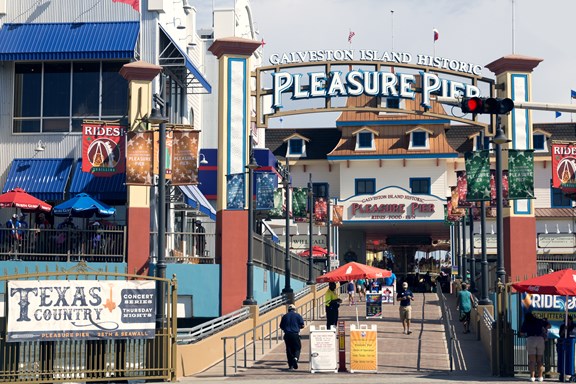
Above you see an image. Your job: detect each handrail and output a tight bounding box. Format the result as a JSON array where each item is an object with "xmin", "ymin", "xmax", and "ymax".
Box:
[
  {"xmin": 177, "ymin": 307, "xmax": 250, "ymax": 344},
  {"xmin": 483, "ymin": 306, "xmax": 495, "ymax": 330},
  {"xmin": 437, "ymin": 281, "xmax": 454, "ymax": 371}
]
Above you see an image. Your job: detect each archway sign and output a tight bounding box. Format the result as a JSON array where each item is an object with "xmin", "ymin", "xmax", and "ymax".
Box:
[{"xmin": 253, "ymin": 49, "xmax": 494, "ymax": 131}]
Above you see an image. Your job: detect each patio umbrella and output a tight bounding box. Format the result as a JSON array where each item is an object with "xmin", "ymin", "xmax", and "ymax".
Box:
[
  {"xmin": 52, "ymin": 193, "xmax": 116, "ymax": 218},
  {"xmin": 511, "ymin": 269, "xmax": 576, "ymax": 378},
  {"xmin": 0, "ymin": 188, "xmax": 52, "ymax": 212},
  {"xmin": 298, "ymin": 245, "xmax": 336, "ymax": 258},
  {"xmin": 316, "ymin": 261, "xmax": 391, "ymax": 283}
]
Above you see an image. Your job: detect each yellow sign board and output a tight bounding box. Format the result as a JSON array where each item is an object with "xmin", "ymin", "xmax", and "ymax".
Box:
[{"xmin": 350, "ymin": 324, "xmax": 378, "ymax": 373}]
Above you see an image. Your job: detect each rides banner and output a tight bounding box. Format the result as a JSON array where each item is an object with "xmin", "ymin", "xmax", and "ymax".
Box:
[
  {"xmin": 551, "ymin": 142, "xmax": 576, "ymax": 193},
  {"xmin": 82, "ymin": 122, "xmax": 126, "ymax": 177}
]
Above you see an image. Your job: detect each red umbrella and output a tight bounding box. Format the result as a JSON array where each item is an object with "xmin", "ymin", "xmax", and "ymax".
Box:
[
  {"xmin": 299, "ymin": 245, "xmax": 336, "ymax": 258},
  {"xmin": 0, "ymin": 188, "xmax": 52, "ymax": 212},
  {"xmin": 316, "ymin": 262, "xmax": 391, "ymax": 283}
]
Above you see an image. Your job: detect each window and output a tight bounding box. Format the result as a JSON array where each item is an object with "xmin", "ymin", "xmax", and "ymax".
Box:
[
  {"xmin": 313, "ymin": 183, "xmax": 329, "ymax": 199},
  {"xmin": 14, "ymin": 61, "xmax": 129, "ymax": 133},
  {"xmin": 533, "ymin": 134, "xmax": 546, "ymax": 151},
  {"xmin": 379, "ymin": 97, "xmax": 405, "ymax": 115},
  {"xmin": 386, "ymin": 97, "xmax": 400, "ymax": 109},
  {"xmin": 410, "ymin": 178, "xmax": 431, "ymax": 194},
  {"xmin": 410, "ymin": 131, "xmax": 428, "ymax": 148},
  {"xmin": 288, "ymin": 138, "xmax": 304, "ymax": 156},
  {"xmin": 551, "ymin": 186, "xmax": 572, "ymax": 208},
  {"xmin": 355, "ymin": 179, "xmax": 375, "ymax": 195},
  {"xmin": 475, "ymin": 136, "xmax": 492, "ymax": 150}
]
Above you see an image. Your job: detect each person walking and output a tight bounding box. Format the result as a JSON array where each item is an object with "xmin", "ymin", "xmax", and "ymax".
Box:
[
  {"xmin": 397, "ymin": 281, "xmax": 414, "ymax": 335},
  {"xmin": 456, "ymin": 282, "xmax": 476, "ymax": 334},
  {"xmin": 558, "ymin": 315, "xmax": 576, "ymax": 382},
  {"xmin": 325, "ymin": 282, "xmax": 341, "ymax": 330},
  {"xmin": 347, "ymin": 280, "xmax": 355, "ymax": 305},
  {"xmin": 356, "ymin": 278, "xmax": 366, "ymax": 302},
  {"xmin": 520, "ymin": 312, "xmax": 551, "ymax": 382},
  {"xmin": 280, "ymin": 304, "xmax": 305, "ymax": 370}
]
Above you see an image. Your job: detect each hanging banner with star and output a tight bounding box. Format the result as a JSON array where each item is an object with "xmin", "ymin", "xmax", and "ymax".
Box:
[
  {"xmin": 226, "ymin": 173, "xmax": 245, "ymax": 209},
  {"xmin": 508, "ymin": 149, "xmax": 535, "ymax": 200},
  {"xmin": 255, "ymin": 171, "xmax": 277, "ymax": 210},
  {"xmin": 464, "ymin": 150, "xmax": 491, "ymax": 201},
  {"xmin": 171, "ymin": 130, "xmax": 200, "ymax": 185},
  {"xmin": 126, "ymin": 131, "xmax": 154, "ymax": 185},
  {"xmin": 82, "ymin": 122, "xmax": 126, "ymax": 177},
  {"xmin": 153, "ymin": 130, "xmax": 173, "ymax": 179}
]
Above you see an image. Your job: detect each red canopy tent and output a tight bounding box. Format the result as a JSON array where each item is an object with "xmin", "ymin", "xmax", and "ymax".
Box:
[
  {"xmin": 316, "ymin": 262, "xmax": 391, "ymax": 283},
  {"xmin": 298, "ymin": 245, "xmax": 336, "ymax": 258},
  {"xmin": 0, "ymin": 188, "xmax": 52, "ymax": 212}
]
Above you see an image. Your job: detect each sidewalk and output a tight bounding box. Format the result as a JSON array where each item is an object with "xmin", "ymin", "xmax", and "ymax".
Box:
[{"xmin": 178, "ymin": 290, "xmax": 528, "ymax": 383}]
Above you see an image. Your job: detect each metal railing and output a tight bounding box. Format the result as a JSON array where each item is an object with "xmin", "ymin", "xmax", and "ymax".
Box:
[
  {"xmin": 177, "ymin": 307, "xmax": 251, "ymax": 345},
  {"xmin": 437, "ymin": 281, "xmax": 454, "ymax": 371},
  {"xmin": 0, "ymin": 227, "xmax": 125, "ymax": 262}
]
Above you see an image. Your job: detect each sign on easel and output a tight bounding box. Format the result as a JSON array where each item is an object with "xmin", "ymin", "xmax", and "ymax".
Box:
[
  {"xmin": 366, "ymin": 293, "xmax": 382, "ymax": 318},
  {"xmin": 382, "ymin": 285, "xmax": 395, "ymax": 304},
  {"xmin": 309, "ymin": 325, "xmax": 337, "ymax": 373},
  {"xmin": 350, "ymin": 324, "xmax": 378, "ymax": 373}
]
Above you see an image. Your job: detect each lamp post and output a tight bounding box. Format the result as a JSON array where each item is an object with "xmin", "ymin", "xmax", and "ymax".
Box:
[
  {"xmin": 280, "ymin": 157, "xmax": 293, "ymax": 299},
  {"xmin": 493, "ymin": 120, "xmax": 509, "ymax": 288},
  {"xmin": 461, "ymin": 214, "xmax": 467, "ymax": 282},
  {"xmin": 243, "ymin": 136, "xmax": 259, "ymax": 306},
  {"xmin": 326, "ymin": 185, "xmax": 331, "ymax": 272},
  {"xmin": 307, "ymin": 173, "xmax": 314, "ymax": 285},
  {"xmin": 456, "ymin": 220, "xmax": 461, "ymax": 279},
  {"xmin": 145, "ymin": 88, "xmax": 169, "ymax": 327},
  {"xmin": 478, "ymin": 130, "xmax": 492, "ymax": 305},
  {"xmin": 468, "ymin": 206, "xmax": 476, "ymax": 292}
]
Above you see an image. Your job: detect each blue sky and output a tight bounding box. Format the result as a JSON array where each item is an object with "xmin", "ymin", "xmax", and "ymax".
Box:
[{"xmin": 196, "ymin": 0, "xmax": 576, "ymax": 127}]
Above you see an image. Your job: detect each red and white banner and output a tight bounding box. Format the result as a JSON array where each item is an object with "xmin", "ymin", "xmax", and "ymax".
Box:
[
  {"xmin": 82, "ymin": 123, "xmax": 126, "ymax": 177},
  {"xmin": 551, "ymin": 142, "xmax": 576, "ymax": 188}
]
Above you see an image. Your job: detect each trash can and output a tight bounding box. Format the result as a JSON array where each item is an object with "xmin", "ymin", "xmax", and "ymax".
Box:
[{"xmin": 557, "ymin": 338, "xmax": 576, "ymax": 381}]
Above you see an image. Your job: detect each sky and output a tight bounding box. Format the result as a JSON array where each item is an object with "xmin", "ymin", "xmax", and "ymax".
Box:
[{"xmin": 196, "ymin": 0, "xmax": 576, "ymax": 128}]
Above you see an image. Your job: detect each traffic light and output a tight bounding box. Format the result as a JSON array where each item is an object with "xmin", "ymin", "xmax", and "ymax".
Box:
[{"xmin": 460, "ymin": 97, "xmax": 514, "ymax": 114}]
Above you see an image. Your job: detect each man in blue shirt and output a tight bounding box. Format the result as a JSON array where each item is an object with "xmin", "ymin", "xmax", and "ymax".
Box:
[
  {"xmin": 383, "ymin": 270, "xmax": 397, "ymax": 290},
  {"xmin": 280, "ymin": 304, "xmax": 305, "ymax": 370},
  {"xmin": 397, "ymin": 281, "xmax": 415, "ymax": 335}
]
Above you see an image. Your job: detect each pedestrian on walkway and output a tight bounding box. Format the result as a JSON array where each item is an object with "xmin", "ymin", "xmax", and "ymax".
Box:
[
  {"xmin": 456, "ymin": 282, "xmax": 476, "ymax": 334},
  {"xmin": 347, "ymin": 280, "xmax": 355, "ymax": 305},
  {"xmin": 356, "ymin": 278, "xmax": 366, "ymax": 302},
  {"xmin": 397, "ymin": 281, "xmax": 414, "ymax": 335},
  {"xmin": 280, "ymin": 304, "xmax": 304, "ymax": 370},
  {"xmin": 520, "ymin": 312, "xmax": 550, "ymax": 382},
  {"xmin": 325, "ymin": 282, "xmax": 341, "ymax": 330}
]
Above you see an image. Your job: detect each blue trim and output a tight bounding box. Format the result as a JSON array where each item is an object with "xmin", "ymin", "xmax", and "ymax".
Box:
[
  {"xmin": 354, "ymin": 178, "xmax": 376, "ymax": 195},
  {"xmin": 0, "ymin": 22, "xmax": 139, "ymax": 61},
  {"xmin": 510, "ymin": 74, "xmax": 530, "ymax": 150},
  {"xmin": 337, "ymin": 119, "xmax": 450, "ymax": 127},
  {"xmin": 328, "ymin": 153, "xmax": 458, "ymax": 161},
  {"xmin": 343, "ymin": 219, "xmax": 446, "ymax": 224},
  {"xmin": 158, "ymin": 24, "xmax": 211, "ymax": 93},
  {"xmin": 513, "ymin": 199, "xmax": 531, "ymax": 215},
  {"xmin": 409, "ymin": 177, "xmax": 431, "ymax": 195},
  {"xmin": 69, "ymin": 160, "xmax": 126, "ymax": 202},
  {"xmin": 179, "ymin": 185, "xmax": 216, "ymax": 220},
  {"xmin": 3, "ymin": 158, "xmax": 73, "ymax": 201}
]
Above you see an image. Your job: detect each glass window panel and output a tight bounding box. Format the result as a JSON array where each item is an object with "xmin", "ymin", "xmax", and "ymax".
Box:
[
  {"xmin": 43, "ymin": 63, "xmax": 71, "ymax": 117},
  {"xmin": 13, "ymin": 120, "xmax": 40, "ymax": 133},
  {"xmin": 412, "ymin": 131, "xmax": 426, "ymax": 147},
  {"xmin": 410, "ymin": 178, "xmax": 430, "ymax": 194},
  {"xmin": 312, "ymin": 183, "xmax": 328, "ymax": 199},
  {"xmin": 358, "ymin": 132, "xmax": 372, "ymax": 148},
  {"xmin": 72, "ymin": 62, "xmax": 100, "ymax": 117},
  {"xmin": 42, "ymin": 118, "xmax": 70, "ymax": 133},
  {"xmin": 355, "ymin": 179, "xmax": 375, "ymax": 195},
  {"xmin": 101, "ymin": 62, "xmax": 128, "ymax": 116},
  {"xmin": 533, "ymin": 134, "xmax": 545, "ymax": 150},
  {"xmin": 387, "ymin": 98, "xmax": 400, "ymax": 109},
  {"xmin": 14, "ymin": 63, "xmax": 41, "ymax": 118},
  {"xmin": 552, "ymin": 188, "xmax": 572, "ymax": 207},
  {"xmin": 289, "ymin": 139, "xmax": 303, "ymax": 154}
]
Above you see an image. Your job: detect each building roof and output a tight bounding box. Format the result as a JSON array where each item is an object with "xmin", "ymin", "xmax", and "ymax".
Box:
[
  {"xmin": 535, "ymin": 208, "xmax": 576, "ymax": 218},
  {"xmin": 266, "ymin": 128, "xmax": 342, "ymax": 160}
]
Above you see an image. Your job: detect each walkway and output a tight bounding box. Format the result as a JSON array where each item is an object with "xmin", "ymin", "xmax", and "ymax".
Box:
[{"xmin": 179, "ymin": 290, "xmax": 527, "ymax": 383}]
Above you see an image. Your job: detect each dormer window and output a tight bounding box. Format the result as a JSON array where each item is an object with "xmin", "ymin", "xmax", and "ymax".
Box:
[
  {"xmin": 406, "ymin": 127, "xmax": 432, "ymax": 150},
  {"xmin": 532, "ymin": 130, "xmax": 550, "ymax": 152},
  {"xmin": 352, "ymin": 127, "xmax": 378, "ymax": 151},
  {"xmin": 284, "ymin": 134, "xmax": 309, "ymax": 158},
  {"xmin": 289, "ymin": 138, "xmax": 303, "ymax": 155}
]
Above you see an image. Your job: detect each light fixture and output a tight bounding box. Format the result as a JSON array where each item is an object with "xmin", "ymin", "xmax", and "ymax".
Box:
[
  {"xmin": 198, "ymin": 153, "xmax": 208, "ymax": 165},
  {"xmin": 557, "ymin": 223, "xmax": 561, "ymax": 234},
  {"xmin": 569, "ymin": 224, "xmax": 572, "ymax": 234},
  {"xmin": 491, "ymin": 127, "xmax": 511, "ymax": 145},
  {"xmin": 169, "ymin": 17, "xmax": 186, "ymax": 30},
  {"xmin": 179, "ymin": 35, "xmax": 197, "ymax": 46},
  {"xmin": 491, "ymin": 224, "xmax": 495, "ymax": 235},
  {"xmin": 35, "ymin": 140, "xmax": 46, "ymax": 152},
  {"xmin": 545, "ymin": 224, "xmax": 549, "ymax": 234},
  {"xmin": 318, "ymin": 226, "xmax": 322, "ymax": 236},
  {"xmin": 142, "ymin": 108, "xmax": 168, "ymax": 125}
]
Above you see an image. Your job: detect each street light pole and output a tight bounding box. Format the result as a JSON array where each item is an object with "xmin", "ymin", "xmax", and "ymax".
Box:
[
  {"xmin": 281, "ymin": 157, "xmax": 293, "ymax": 299},
  {"xmin": 461, "ymin": 214, "xmax": 467, "ymax": 282},
  {"xmin": 493, "ymin": 120, "xmax": 508, "ymax": 288},
  {"xmin": 478, "ymin": 130, "xmax": 492, "ymax": 305},
  {"xmin": 307, "ymin": 173, "xmax": 314, "ymax": 285},
  {"xmin": 469, "ymin": 206, "xmax": 476, "ymax": 292},
  {"xmin": 243, "ymin": 136, "xmax": 258, "ymax": 306},
  {"xmin": 456, "ymin": 221, "xmax": 461, "ymax": 279},
  {"xmin": 326, "ymin": 186, "xmax": 331, "ymax": 272}
]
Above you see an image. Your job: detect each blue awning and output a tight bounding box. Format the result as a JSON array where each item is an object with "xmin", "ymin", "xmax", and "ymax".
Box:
[
  {"xmin": 180, "ymin": 185, "xmax": 216, "ymax": 221},
  {"xmin": 0, "ymin": 22, "xmax": 139, "ymax": 61},
  {"xmin": 158, "ymin": 24, "xmax": 211, "ymax": 93},
  {"xmin": 3, "ymin": 158, "xmax": 73, "ymax": 201},
  {"xmin": 69, "ymin": 160, "xmax": 126, "ymax": 202}
]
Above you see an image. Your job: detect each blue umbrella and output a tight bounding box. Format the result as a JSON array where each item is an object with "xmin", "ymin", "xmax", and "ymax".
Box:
[{"xmin": 53, "ymin": 193, "xmax": 116, "ymax": 218}]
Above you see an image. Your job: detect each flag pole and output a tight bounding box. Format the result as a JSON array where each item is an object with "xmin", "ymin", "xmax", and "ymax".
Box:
[{"xmin": 390, "ymin": 10, "xmax": 394, "ymax": 52}]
